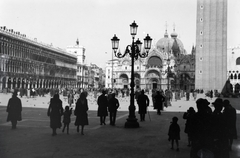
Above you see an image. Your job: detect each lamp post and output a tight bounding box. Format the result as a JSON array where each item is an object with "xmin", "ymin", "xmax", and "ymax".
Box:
[{"xmin": 111, "ymin": 21, "xmax": 152, "ymax": 128}]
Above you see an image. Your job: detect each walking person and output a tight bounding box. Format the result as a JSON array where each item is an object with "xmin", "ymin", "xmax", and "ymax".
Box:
[
  {"xmin": 108, "ymin": 93, "xmax": 120, "ymax": 126},
  {"xmin": 137, "ymin": 90, "xmax": 149, "ymax": 121},
  {"xmin": 74, "ymin": 92, "xmax": 89, "ymax": 135},
  {"xmin": 168, "ymin": 116, "xmax": 180, "ymax": 151},
  {"xmin": 62, "ymin": 106, "xmax": 72, "ymax": 134},
  {"xmin": 47, "ymin": 94, "xmax": 63, "ymax": 136},
  {"xmin": 6, "ymin": 91, "xmax": 22, "ymax": 129},
  {"xmin": 97, "ymin": 90, "xmax": 108, "ymax": 125},
  {"xmin": 154, "ymin": 91, "xmax": 165, "ymax": 115}
]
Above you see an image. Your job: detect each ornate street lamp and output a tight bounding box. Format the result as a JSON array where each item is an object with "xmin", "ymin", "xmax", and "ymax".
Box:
[{"xmin": 111, "ymin": 21, "xmax": 152, "ymax": 128}]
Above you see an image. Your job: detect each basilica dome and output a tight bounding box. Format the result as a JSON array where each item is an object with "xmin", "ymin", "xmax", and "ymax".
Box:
[{"xmin": 156, "ymin": 30, "xmax": 185, "ymax": 56}]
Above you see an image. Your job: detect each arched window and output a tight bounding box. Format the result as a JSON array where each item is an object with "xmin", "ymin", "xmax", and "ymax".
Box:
[
  {"xmin": 234, "ymin": 74, "xmax": 237, "ymax": 79},
  {"xmin": 238, "ymin": 74, "xmax": 240, "ymax": 79},
  {"xmin": 236, "ymin": 57, "xmax": 240, "ymax": 65},
  {"xmin": 230, "ymin": 74, "xmax": 233, "ymax": 79}
]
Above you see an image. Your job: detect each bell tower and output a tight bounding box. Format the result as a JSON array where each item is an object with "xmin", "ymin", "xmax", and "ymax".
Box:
[{"xmin": 195, "ymin": 0, "xmax": 228, "ymax": 92}]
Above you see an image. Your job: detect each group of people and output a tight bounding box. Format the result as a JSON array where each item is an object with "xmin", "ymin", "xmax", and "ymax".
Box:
[
  {"xmin": 5, "ymin": 89, "xmax": 238, "ymax": 158},
  {"xmin": 182, "ymin": 98, "xmax": 237, "ymax": 158}
]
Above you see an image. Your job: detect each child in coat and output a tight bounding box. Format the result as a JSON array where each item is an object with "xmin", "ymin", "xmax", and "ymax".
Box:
[
  {"xmin": 168, "ymin": 116, "xmax": 180, "ymax": 151},
  {"xmin": 62, "ymin": 106, "xmax": 72, "ymax": 134}
]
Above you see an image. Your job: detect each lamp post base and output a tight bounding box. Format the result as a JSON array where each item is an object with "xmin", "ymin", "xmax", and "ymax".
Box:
[{"xmin": 124, "ymin": 118, "xmax": 140, "ymax": 128}]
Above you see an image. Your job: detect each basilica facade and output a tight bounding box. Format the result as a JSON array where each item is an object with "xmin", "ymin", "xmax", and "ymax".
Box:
[{"xmin": 105, "ymin": 30, "xmax": 195, "ymax": 92}]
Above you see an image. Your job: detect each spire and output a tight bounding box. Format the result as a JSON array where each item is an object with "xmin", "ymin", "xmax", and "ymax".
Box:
[
  {"xmin": 164, "ymin": 21, "xmax": 168, "ymax": 38},
  {"xmin": 76, "ymin": 38, "xmax": 79, "ymax": 45},
  {"xmin": 171, "ymin": 23, "xmax": 178, "ymax": 38}
]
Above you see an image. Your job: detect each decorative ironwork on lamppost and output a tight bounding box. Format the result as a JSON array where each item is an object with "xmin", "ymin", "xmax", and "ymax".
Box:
[{"xmin": 111, "ymin": 21, "xmax": 152, "ymax": 128}]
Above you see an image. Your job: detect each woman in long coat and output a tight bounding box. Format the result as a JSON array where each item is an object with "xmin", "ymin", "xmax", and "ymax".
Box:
[
  {"xmin": 75, "ymin": 92, "xmax": 89, "ymax": 135},
  {"xmin": 97, "ymin": 90, "xmax": 108, "ymax": 125},
  {"xmin": 47, "ymin": 94, "xmax": 63, "ymax": 136},
  {"xmin": 6, "ymin": 91, "xmax": 22, "ymax": 129}
]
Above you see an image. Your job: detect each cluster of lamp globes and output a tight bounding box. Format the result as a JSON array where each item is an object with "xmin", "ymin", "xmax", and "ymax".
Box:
[{"xmin": 111, "ymin": 21, "xmax": 153, "ymax": 60}]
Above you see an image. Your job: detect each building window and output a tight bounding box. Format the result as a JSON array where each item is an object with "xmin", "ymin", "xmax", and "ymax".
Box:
[
  {"xmin": 199, "ymin": 70, "xmax": 202, "ymax": 74},
  {"xmin": 230, "ymin": 74, "xmax": 233, "ymax": 79},
  {"xmin": 200, "ymin": 31, "xmax": 203, "ymax": 35},
  {"xmin": 200, "ymin": 5, "xmax": 204, "ymax": 9},
  {"xmin": 199, "ymin": 57, "xmax": 203, "ymax": 61},
  {"xmin": 236, "ymin": 57, "xmax": 240, "ymax": 65},
  {"xmin": 238, "ymin": 74, "xmax": 240, "ymax": 79},
  {"xmin": 200, "ymin": 18, "xmax": 203, "ymax": 22},
  {"xmin": 200, "ymin": 44, "xmax": 203, "ymax": 48},
  {"xmin": 125, "ymin": 67, "xmax": 127, "ymax": 70}
]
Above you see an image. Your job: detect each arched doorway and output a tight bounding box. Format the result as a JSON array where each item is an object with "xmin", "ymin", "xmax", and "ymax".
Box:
[
  {"xmin": 145, "ymin": 70, "xmax": 161, "ymax": 90},
  {"xmin": 235, "ymin": 83, "xmax": 240, "ymax": 93},
  {"xmin": 119, "ymin": 74, "xmax": 129, "ymax": 89},
  {"xmin": 179, "ymin": 73, "xmax": 191, "ymax": 91},
  {"xmin": 134, "ymin": 73, "xmax": 140, "ymax": 88},
  {"xmin": 7, "ymin": 77, "xmax": 11, "ymax": 89}
]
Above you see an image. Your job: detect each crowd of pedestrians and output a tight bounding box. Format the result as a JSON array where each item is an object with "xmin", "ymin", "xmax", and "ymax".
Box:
[{"xmin": 4, "ymin": 88, "xmax": 238, "ymax": 158}]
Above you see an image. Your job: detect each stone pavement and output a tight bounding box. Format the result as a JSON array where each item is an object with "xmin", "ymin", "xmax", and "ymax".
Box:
[{"xmin": 0, "ymin": 93, "xmax": 239, "ymax": 158}]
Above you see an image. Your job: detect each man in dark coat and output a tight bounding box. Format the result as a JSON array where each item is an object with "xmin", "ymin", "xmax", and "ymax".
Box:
[
  {"xmin": 137, "ymin": 90, "xmax": 149, "ymax": 121},
  {"xmin": 97, "ymin": 90, "xmax": 108, "ymax": 125},
  {"xmin": 154, "ymin": 91, "xmax": 165, "ymax": 115},
  {"xmin": 108, "ymin": 93, "xmax": 119, "ymax": 126},
  {"xmin": 223, "ymin": 99, "xmax": 238, "ymax": 151},
  {"xmin": 6, "ymin": 91, "xmax": 22, "ymax": 129}
]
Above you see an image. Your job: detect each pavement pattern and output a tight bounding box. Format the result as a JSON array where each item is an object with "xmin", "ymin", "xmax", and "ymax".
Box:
[{"xmin": 0, "ymin": 93, "xmax": 239, "ymax": 158}]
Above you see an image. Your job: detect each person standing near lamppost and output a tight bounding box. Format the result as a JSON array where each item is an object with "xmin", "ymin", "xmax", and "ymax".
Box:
[
  {"xmin": 111, "ymin": 21, "xmax": 152, "ymax": 128},
  {"xmin": 108, "ymin": 93, "xmax": 120, "ymax": 126},
  {"xmin": 97, "ymin": 90, "xmax": 108, "ymax": 125},
  {"xmin": 137, "ymin": 90, "xmax": 149, "ymax": 121}
]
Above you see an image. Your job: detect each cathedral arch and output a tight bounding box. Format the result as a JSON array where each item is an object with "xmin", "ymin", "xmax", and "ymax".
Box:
[
  {"xmin": 146, "ymin": 56, "xmax": 163, "ymax": 68},
  {"xmin": 119, "ymin": 73, "xmax": 129, "ymax": 88}
]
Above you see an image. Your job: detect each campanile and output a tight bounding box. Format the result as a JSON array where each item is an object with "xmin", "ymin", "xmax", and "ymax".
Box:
[{"xmin": 195, "ymin": 0, "xmax": 228, "ymax": 92}]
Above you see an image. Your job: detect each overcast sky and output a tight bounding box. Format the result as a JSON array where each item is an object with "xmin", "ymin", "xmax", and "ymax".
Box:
[{"xmin": 1, "ymin": 0, "xmax": 240, "ymax": 68}]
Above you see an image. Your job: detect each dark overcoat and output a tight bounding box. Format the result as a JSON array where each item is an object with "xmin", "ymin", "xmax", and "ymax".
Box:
[
  {"xmin": 74, "ymin": 98, "xmax": 89, "ymax": 126},
  {"xmin": 154, "ymin": 94, "xmax": 165, "ymax": 110},
  {"xmin": 97, "ymin": 94, "xmax": 108, "ymax": 116},
  {"xmin": 137, "ymin": 94, "xmax": 149, "ymax": 114},
  {"xmin": 47, "ymin": 98, "xmax": 63, "ymax": 129},
  {"xmin": 7, "ymin": 96, "xmax": 22, "ymax": 122}
]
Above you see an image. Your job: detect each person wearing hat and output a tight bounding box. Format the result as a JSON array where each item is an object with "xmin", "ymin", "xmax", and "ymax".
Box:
[
  {"xmin": 223, "ymin": 99, "xmax": 237, "ymax": 151},
  {"xmin": 212, "ymin": 98, "xmax": 229, "ymax": 158},
  {"xmin": 6, "ymin": 91, "xmax": 22, "ymax": 129},
  {"xmin": 189, "ymin": 98, "xmax": 214, "ymax": 158}
]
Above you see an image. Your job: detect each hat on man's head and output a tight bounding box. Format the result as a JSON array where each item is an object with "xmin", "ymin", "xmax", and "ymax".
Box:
[
  {"xmin": 223, "ymin": 99, "xmax": 231, "ymax": 107},
  {"xmin": 212, "ymin": 98, "xmax": 223, "ymax": 105},
  {"xmin": 203, "ymin": 99, "xmax": 210, "ymax": 106},
  {"xmin": 12, "ymin": 90, "xmax": 18, "ymax": 96}
]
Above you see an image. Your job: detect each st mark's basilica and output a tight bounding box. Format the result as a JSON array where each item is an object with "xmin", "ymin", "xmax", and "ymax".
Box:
[{"xmin": 105, "ymin": 29, "xmax": 196, "ymax": 92}]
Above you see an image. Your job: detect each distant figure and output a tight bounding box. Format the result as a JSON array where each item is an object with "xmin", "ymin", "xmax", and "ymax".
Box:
[
  {"xmin": 74, "ymin": 92, "xmax": 89, "ymax": 135},
  {"xmin": 6, "ymin": 91, "xmax": 22, "ymax": 129},
  {"xmin": 97, "ymin": 90, "xmax": 108, "ymax": 125},
  {"xmin": 137, "ymin": 90, "xmax": 149, "ymax": 121},
  {"xmin": 47, "ymin": 94, "xmax": 63, "ymax": 136},
  {"xmin": 223, "ymin": 99, "xmax": 237, "ymax": 151},
  {"xmin": 108, "ymin": 93, "xmax": 120, "ymax": 126},
  {"xmin": 62, "ymin": 106, "xmax": 72, "ymax": 134},
  {"xmin": 210, "ymin": 90, "xmax": 213, "ymax": 99},
  {"xmin": 68, "ymin": 92, "xmax": 74, "ymax": 107},
  {"xmin": 183, "ymin": 107, "xmax": 196, "ymax": 147},
  {"xmin": 168, "ymin": 116, "xmax": 180, "ymax": 151},
  {"xmin": 154, "ymin": 91, "xmax": 165, "ymax": 115}
]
